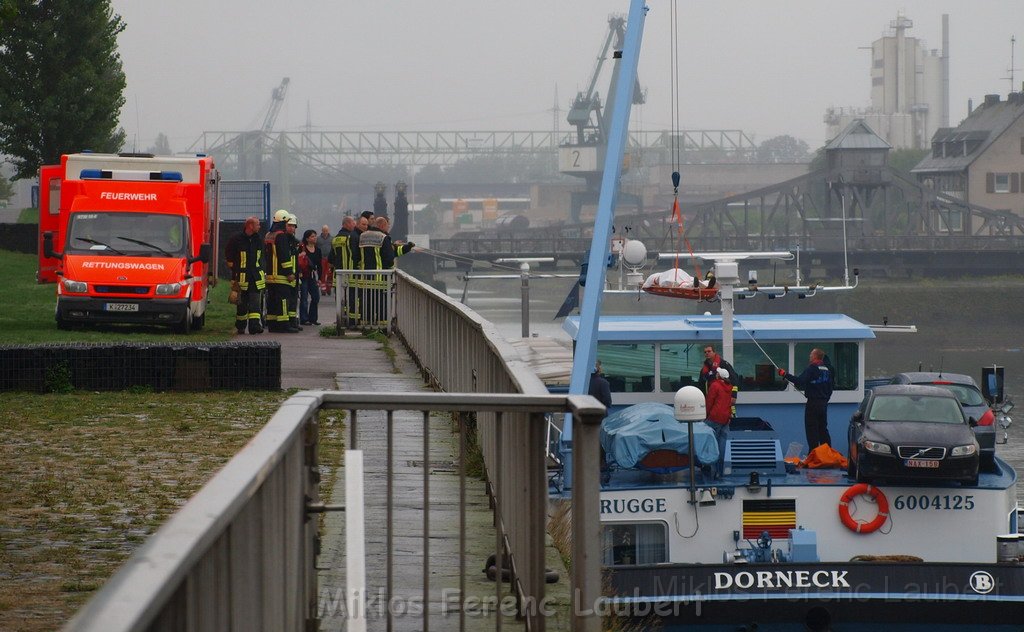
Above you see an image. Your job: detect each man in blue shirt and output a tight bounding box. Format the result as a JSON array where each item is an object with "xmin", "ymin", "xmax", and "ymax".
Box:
[{"xmin": 779, "ymin": 348, "xmax": 835, "ymax": 448}]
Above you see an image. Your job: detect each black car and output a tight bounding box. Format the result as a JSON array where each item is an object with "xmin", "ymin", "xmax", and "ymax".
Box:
[
  {"xmin": 890, "ymin": 372, "xmax": 996, "ymax": 468},
  {"xmin": 847, "ymin": 385, "xmax": 980, "ymax": 486}
]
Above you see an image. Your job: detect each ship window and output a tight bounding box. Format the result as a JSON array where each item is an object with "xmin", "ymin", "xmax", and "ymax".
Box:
[
  {"xmin": 602, "ymin": 522, "xmax": 667, "ymax": 566},
  {"xmin": 597, "ymin": 344, "xmax": 655, "ymax": 393},
  {"xmin": 659, "ymin": 343, "xmax": 704, "ymax": 391},
  {"xmin": 794, "ymin": 342, "xmax": 859, "ymax": 391},
  {"xmin": 732, "ymin": 343, "xmax": 789, "ymax": 392}
]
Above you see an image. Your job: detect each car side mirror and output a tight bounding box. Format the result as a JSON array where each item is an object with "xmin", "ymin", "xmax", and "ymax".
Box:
[
  {"xmin": 851, "ymin": 411, "xmax": 863, "ymax": 423},
  {"xmin": 968, "ymin": 417, "xmax": 978, "ymax": 427},
  {"xmin": 189, "ymin": 243, "xmax": 212, "ymax": 265},
  {"xmin": 43, "ymin": 231, "xmax": 63, "ymax": 260}
]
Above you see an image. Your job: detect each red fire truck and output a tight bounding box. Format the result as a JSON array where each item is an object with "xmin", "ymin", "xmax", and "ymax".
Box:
[{"xmin": 39, "ymin": 152, "xmax": 218, "ymax": 332}]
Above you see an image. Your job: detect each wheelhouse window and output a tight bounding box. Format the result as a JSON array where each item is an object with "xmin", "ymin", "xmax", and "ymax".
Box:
[
  {"xmin": 597, "ymin": 344, "xmax": 655, "ymax": 393},
  {"xmin": 66, "ymin": 212, "xmax": 187, "ymax": 257},
  {"xmin": 602, "ymin": 522, "xmax": 667, "ymax": 566},
  {"xmin": 732, "ymin": 342, "xmax": 789, "ymax": 391},
  {"xmin": 659, "ymin": 343, "xmax": 704, "ymax": 391},
  {"xmin": 794, "ymin": 342, "xmax": 859, "ymax": 391}
]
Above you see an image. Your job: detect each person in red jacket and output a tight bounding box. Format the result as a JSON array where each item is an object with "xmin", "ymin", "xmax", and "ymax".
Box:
[{"xmin": 705, "ymin": 368, "xmax": 733, "ymax": 434}]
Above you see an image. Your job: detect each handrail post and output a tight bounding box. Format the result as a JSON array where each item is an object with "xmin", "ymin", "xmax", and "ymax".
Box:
[
  {"xmin": 520, "ymin": 262, "xmax": 530, "ymax": 338},
  {"xmin": 571, "ymin": 401, "xmax": 606, "ymax": 632}
]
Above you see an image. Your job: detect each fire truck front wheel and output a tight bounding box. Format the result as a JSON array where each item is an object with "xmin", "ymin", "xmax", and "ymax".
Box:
[
  {"xmin": 56, "ymin": 310, "xmax": 71, "ymax": 330},
  {"xmin": 174, "ymin": 313, "xmax": 192, "ymax": 334}
]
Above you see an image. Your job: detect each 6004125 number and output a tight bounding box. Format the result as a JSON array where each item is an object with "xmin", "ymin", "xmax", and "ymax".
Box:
[{"xmin": 892, "ymin": 495, "xmax": 974, "ymax": 511}]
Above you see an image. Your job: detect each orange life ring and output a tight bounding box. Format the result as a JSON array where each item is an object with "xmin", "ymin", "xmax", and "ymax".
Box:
[{"xmin": 838, "ymin": 483, "xmax": 889, "ymax": 534}]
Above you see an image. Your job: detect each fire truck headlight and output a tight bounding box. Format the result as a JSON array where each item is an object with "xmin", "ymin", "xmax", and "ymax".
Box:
[
  {"xmin": 62, "ymin": 279, "xmax": 87, "ymax": 293},
  {"xmin": 156, "ymin": 283, "xmax": 182, "ymax": 295}
]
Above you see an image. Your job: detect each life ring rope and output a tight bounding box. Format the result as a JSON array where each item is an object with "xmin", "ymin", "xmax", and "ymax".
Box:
[{"xmin": 838, "ymin": 483, "xmax": 889, "ymax": 534}]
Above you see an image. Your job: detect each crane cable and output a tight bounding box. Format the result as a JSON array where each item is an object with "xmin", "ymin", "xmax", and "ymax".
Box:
[{"xmin": 668, "ymin": 1, "xmax": 700, "ymax": 281}]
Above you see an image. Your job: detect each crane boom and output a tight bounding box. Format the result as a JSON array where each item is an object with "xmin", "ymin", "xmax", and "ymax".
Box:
[{"xmin": 261, "ymin": 77, "xmax": 290, "ymax": 133}]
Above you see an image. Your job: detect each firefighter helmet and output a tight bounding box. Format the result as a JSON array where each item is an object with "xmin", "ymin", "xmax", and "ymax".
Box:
[
  {"xmin": 273, "ymin": 209, "xmax": 290, "ymax": 222},
  {"xmin": 287, "ymin": 213, "xmax": 298, "ymax": 226}
]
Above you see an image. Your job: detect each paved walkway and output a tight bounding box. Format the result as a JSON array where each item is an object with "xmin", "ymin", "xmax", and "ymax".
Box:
[{"xmin": 283, "ymin": 297, "xmax": 569, "ymax": 631}]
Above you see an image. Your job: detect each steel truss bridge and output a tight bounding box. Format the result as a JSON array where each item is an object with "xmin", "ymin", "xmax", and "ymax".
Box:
[
  {"xmin": 187, "ymin": 128, "xmax": 757, "ymax": 170},
  {"xmin": 430, "ymin": 165, "xmax": 1024, "ymax": 278}
]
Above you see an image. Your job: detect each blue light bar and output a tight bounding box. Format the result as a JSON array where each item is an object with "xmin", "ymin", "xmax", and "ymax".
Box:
[
  {"xmin": 151, "ymin": 171, "xmax": 183, "ymax": 182},
  {"xmin": 80, "ymin": 169, "xmax": 111, "ymax": 179}
]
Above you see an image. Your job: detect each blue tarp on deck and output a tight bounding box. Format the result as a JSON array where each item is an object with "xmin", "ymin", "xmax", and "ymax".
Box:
[{"xmin": 601, "ymin": 402, "xmax": 720, "ymax": 469}]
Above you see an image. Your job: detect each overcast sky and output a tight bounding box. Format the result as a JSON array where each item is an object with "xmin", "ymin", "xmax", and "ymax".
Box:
[{"xmin": 111, "ymin": 1, "xmax": 1024, "ymax": 154}]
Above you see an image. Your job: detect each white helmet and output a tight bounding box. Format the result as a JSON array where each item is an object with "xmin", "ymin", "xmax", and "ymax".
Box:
[
  {"xmin": 273, "ymin": 209, "xmax": 290, "ymax": 222},
  {"xmin": 716, "ymin": 368, "xmax": 730, "ymax": 380},
  {"xmin": 286, "ymin": 213, "xmax": 298, "ymax": 226}
]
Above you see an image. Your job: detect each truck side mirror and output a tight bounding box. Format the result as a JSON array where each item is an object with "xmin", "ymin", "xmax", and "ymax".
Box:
[
  {"xmin": 189, "ymin": 243, "xmax": 212, "ymax": 264},
  {"xmin": 43, "ymin": 231, "xmax": 62, "ymax": 260}
]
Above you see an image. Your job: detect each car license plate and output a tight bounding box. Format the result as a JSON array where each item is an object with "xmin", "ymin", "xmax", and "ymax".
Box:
[
  {"xmin": 105, "ymin": 303, "xmax": 139, "ymax": 312},
  {"xmin": 904, "ymin": 459, "xmax": 939, "ymax": 468}
]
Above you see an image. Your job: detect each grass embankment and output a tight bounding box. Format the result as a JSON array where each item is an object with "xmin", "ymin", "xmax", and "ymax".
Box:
[
  {"xmin": 0, "ymin": 250, "xmax": 352, "ymax": 629},
  {"xmin": 0, "ymin": 249, "xmax": 238, "ymax": 344},
  {"xmin": 0, "ymin": 389, "xmax": 347, "ymax": 632}
]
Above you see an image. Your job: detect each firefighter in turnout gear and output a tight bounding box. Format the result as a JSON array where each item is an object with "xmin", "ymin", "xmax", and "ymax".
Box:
[
  {"xmin": 358, "ymin": 216, "xmax": 415, "ymax": 329},
  {"xmin": 285, "ymin": 213, "xmax": 301, "ymax": 331},
  {"xmin": 331, "ymin": 215, "xmax": 359, "ymax": 327},
  {"xmin": 264, "ymin": 209, "xmax": 299, "ymax": 333},
  {"xmin": 224, "ymin": 215, "xmax": 266, "ymax": 334}
]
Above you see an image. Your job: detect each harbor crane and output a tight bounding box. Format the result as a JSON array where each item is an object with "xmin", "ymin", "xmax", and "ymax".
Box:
[
  {"xmin": 560, "ymin": 16, "xmax": 646, "ymax": 223},
  {"xmin": 240, "ymin": 77, "xmax": 290, "ymax": 180}
]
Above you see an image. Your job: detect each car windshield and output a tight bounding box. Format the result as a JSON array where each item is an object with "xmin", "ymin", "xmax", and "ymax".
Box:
[
  {"xmin": 916, "ymin": 382, "xmax": 986, "ymax": 407},
  {"xmin": 868, "ymin": 394, "xmax": 965, "ymax": 424},
  {"xmin": 66, "ymin": 212, "xmax": 187, "ymax": 257}
]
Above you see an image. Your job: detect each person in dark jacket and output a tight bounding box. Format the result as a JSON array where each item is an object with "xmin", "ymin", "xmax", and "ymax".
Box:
[
  {"xmin": 588, "ymin": 360, "xmax": 612, "ymax": 408},
  {"xmin": 779, "ymin": 348, "xmax": 835, "ymax": 448},
  {"xmin": 298, "ymin": 229, "xmax": 328, "ymax": 326},
  {"xmin": 331, "ymin": 216, "xmax": 359, "ymax": 327},
  {"xmin": 263, "ymin": 210, "xmax": 298, "ymax": 333},
  {"xmin": 224, "ymin": 215, "xmax": 265, "ymax": 334},
  {"xmin": 697, "ymin": 344, "xmax": 739, "ymax": 416},
  {"xmin": 358, "ymin": 216, "xmax": 415, "ymax": 329}
]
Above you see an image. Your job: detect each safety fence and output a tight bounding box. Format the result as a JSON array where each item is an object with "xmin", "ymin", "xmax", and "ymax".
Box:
[{"xmin": 333, "ymin": 268, "xmax": 396, "ymax": 334}]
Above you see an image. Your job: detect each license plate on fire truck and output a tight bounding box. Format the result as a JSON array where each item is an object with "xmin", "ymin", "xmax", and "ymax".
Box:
[
  {"xmin": 904, "ymin": 459, "xmax": 939, "ymax": 468},
  {"xmin": 105, "ymin": 303, "xmax": 139, "ymax": 312}
]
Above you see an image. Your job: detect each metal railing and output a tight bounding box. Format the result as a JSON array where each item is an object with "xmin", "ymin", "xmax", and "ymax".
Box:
[
  {"xmin": 334, "ymin": 268, "xmax": 396, "ymax": 334},
  {"xmin": 63, "ymin": 270, "xmax": 607, "ymax": 632},
  {"xmin": 326, "ymin": 392, "xmax": 605, "ymax": 632},
  {"xmin": 62, "ymin": 392, "xmax": 324, "ymax": 632},
  {"xmin": 61, "ymin": 391, "xmax": 604, "ymax": 632}
]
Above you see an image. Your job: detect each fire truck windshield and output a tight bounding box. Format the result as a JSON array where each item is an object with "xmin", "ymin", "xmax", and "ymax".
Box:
[{"xmin": 67, "ymin": 212, "xmax": 187, "ymax": 257}]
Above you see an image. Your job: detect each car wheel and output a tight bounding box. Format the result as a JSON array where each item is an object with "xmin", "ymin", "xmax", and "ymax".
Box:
[
  {"xmin": 963, "ymin": 476, "xmax": 978, "ymax": 487},
  {"xmin": 56, "ymin": 312, "xmax": 71, "ymax": 330},
  {"xmin": 854, "ymin": 459, "xmax": 867, "ymax": 483},
  {"xmin": 192, "ymin": 311, "xmax": 205, "ymax": 330},
  {"xmin": 847, "ymin": 454, "xmax": 856, "ymax": 479}
]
